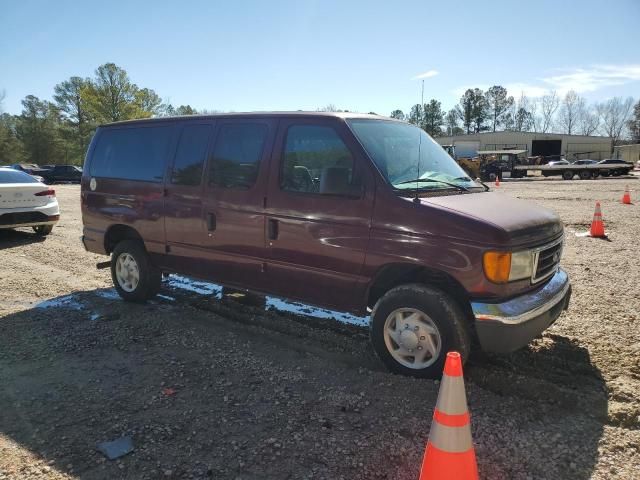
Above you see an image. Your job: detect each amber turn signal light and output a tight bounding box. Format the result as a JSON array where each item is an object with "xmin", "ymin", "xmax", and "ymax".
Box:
[{"xmin": 483, "ymin": 251, "xmax": 512, "ymax": 284}]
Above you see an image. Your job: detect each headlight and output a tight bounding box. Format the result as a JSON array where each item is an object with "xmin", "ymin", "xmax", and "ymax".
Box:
[{"xmin": 483, "ymin": 250, "xmax": 533, "ymax": 283}]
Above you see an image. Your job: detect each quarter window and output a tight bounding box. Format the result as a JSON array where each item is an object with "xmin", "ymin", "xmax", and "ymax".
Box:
[
  {"xmin": 171, "ymin": 124, "xmax": 212, "ymax": 186},
  {"xmin": 209, "ymin": 124, "xmax": 267, "ymax": 189},
  {"xmin": 281, "ymin": 125, "xmax": 355, "ymax": 195},
  {"xmin": 90, "ymin": 126, "xmax": 172, "ymax": 182}
]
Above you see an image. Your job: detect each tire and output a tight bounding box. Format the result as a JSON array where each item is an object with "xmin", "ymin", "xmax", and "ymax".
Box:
[
  {"xmin": 111, "ymin": 240, "xmax": 161, "ymax": 302},
  {"xmin": 370, "ymin": 284, "xmax": 471, "ymax": 379},
  {"xmin": 601, "ymin": 171, "xmax": 610, "ymax": 177},
  {"xmin": 562, "ymin": 170, "xmax": 574, "ymax": 180},
  {"xmin": 579, "ymin": 170, "xmax": 592, "ymax": 180},
  {"xmin": 33, "ymin": 225, "xmax": 53, "ymax": 236}
]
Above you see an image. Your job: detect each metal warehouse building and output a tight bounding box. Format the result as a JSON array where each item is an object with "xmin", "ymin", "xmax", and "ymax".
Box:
[
  {"xmin": 614, "ymin": 144, "xmax": 640, "ymax": 163},
  {"xmin": 437, "ymin": 132, "xmax": 613, "ymax": 161}
]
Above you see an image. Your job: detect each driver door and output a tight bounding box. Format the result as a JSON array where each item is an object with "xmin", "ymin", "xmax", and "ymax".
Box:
[{"xmin": 264, "ymin": 118, "xmax": 375, "ymax": 312}]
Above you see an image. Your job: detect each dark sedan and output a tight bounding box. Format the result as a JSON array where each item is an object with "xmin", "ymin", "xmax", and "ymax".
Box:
[
  {"xmin": 597, "ymin": 159, "xmax": 633, "ymax": 176},
  {"xmin": 41, "ymin": 165, "xmax": 83, "ymax": 184}
]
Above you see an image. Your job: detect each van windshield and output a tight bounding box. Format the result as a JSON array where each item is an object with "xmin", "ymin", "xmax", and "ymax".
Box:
[{"xmin": 347, "ymin": 119, "xmax": 482, "ymax": 193}]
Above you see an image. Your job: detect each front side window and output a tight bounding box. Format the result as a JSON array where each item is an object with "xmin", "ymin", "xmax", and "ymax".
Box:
[
  {"xmin": 281, "ymin": 125, "xmax": 355, "ymax": 196},
  {"xmin": 209, "ymin": 123, "xmax": 267, "ymax": 189},
  {"xmin": 347, "ymin": 119, "xmax": 482, "ymax": 194},
  {"xmin": 90, "ymin": 126, "xmax": 172, "ymax": 182},
  {"xmin": 171, "ymin": 124, "xmax": 212, "ymax": 186}
]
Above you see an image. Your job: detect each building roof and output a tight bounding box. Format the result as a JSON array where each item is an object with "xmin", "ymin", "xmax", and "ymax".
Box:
[
  {"xmin": 477, "ymin": 150, "xmax": 527, "ymax": 155},
  {"xmin": 438, "ymin": 131, "xmax": 612, "ymax": 141},
  {"xmin": 614, "ymin": 144, "xmax": 640, "ymax": 150}
]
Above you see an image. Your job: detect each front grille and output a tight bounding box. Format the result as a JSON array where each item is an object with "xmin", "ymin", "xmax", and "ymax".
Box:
[
  {"xmin": 0, "ymin": 211, "xmax": 49, "ymax": 226},
  {"xmin": 532, "ymin": 238, "xmax": 563, "ymax": 283}
]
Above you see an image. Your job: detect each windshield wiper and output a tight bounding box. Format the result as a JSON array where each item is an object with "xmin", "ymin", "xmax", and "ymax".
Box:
[{"xmin": 395, "ymin": 178, "xmax": 470, "ymax": 192}]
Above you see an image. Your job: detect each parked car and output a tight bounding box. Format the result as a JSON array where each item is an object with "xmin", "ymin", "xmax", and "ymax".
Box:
[
  {"xmin": 0, "ymin": 167, "xmax": 59, "ymax": 235},
  {"xmin": 573, "ymin": 159, "xmax": 598, "ymax": 165},
  {"xmin": 81, "ymin": 112, "xmax": 571, "ymax": 378},
  {"xmin": 42, "ymin": 165, "xmax": 83, "ymax": 184},
  {"xmin": 10, "ymin": 163, "xmax": 50, "ymax": 175},
  {"xmin": 597, "ymin": 158, "xmax": 634, "ymax": 176}
]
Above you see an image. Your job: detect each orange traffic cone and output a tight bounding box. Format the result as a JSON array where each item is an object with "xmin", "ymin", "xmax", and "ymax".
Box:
[
  {"xmin": 494, "ymin": 177, "xmax": 500, "ymax": 187},
  {"xmin": 419, "ymin": 352, "xmax": 478, "ymax": 480},
  {"xmin": 622, "ymin": 185, "xmax": 632, "ymax": 204},
  {"xmin": 589, "ymin": 202, "xmax": 606, "ymax": 238}
]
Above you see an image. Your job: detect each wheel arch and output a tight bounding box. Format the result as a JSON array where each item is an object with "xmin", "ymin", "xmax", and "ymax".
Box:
[
  {"xmin": 367, "ymin": 263, "xmax": 471, "ymax": 313},
  {"xmin": 104, "ymin": 224, "xmax": 144, "ymax": 254}
]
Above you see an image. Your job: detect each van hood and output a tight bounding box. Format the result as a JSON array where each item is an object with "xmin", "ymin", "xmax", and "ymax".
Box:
[{"xmin": 420, "ymin": 192, "xmax": 563, "ymax": 246}]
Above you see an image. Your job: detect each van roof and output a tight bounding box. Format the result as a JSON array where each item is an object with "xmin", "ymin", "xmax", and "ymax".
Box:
[{"xmin": 101, "ymin": 111, "xmax": 390, "ymax": 127}]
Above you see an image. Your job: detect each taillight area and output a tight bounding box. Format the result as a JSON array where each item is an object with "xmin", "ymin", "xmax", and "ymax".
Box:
[{"xmin": 34, "ymin": 189, "xmax": 56, "ymax": 197}]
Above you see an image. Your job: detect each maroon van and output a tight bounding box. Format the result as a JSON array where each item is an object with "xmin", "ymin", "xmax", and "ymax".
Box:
[{"xmin": 81, "ymin": 112, "xmax": 571, "ymax": 378}]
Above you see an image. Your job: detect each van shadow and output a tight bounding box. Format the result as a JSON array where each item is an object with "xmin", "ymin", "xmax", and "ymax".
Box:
[
  {"xmin": 0, "ymin": 290, "xmax": 609, "ymax": 480},
  {"xmin": 0, "ymin": 228, "xmax": 47, "ymax": 249},
  {"xmin": 466, "ymin": 333, "xmax": 609, "ymax": 479},
  {"xmin": 0, "ymin": 289, "xmax": 378, "ymax": 480}
]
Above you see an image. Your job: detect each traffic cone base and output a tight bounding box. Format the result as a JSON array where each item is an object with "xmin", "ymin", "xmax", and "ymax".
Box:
[
  {"xmin": 419, "ymin": 352, "xmax": 478, "ymax": 480},
  {"xmin": 420, "ymin": 443, "xmax": 478, "ymax": 479}
]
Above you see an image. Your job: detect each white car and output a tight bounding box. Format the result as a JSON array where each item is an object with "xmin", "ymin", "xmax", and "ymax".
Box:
[{"xmin": 0, "ymin": 167, "xmax": 60, "ymax": 236}]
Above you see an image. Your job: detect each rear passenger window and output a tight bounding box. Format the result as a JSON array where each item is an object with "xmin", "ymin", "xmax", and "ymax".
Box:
[
  {"xmin": 171, "ymin": 124, "xmax": 212, "ymax": 186},
  {"xmin": 209, "ymin": 124, "xmax": 267, "ymax": 189},
  {"xmin": 281, "ymin": 125, "xmax": 354, "ymax": 195},
  {"xmin": 90, "ymin": 126, "xmax": 172, "ymax": 182}
]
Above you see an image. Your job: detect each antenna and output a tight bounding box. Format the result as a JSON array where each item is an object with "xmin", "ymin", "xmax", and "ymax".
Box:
[{"xmin": 413, "ymin": 79, "xmax": 424, "ymax": 203}]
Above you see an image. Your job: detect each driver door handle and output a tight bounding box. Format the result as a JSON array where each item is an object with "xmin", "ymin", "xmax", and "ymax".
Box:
[
  {"xmin": 207, "ymin": 212, "xmax": 216, "ymax": 232},
  {"xmin": 268, "ymin": 218, "xmax": 279, "ymax": 240}
]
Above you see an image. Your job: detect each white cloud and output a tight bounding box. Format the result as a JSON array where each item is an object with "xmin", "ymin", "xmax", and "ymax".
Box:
[
  {"xmin": 503, "ymin": 83, "xmax": 550, "ymax": 98},
  {"xmin": 542, "ymin": 64, "xmax": 640, "ymax": 94},
  {"xmin": 451, "ymin": 64, "xmax": 640, "ymax": 99},
  {"xmin": 412, "ymin": 69, "xmax": 439, "ymax": 80}
]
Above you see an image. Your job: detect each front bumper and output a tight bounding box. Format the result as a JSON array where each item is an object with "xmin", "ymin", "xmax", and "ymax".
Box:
[{"xmin": 471, "ymin": 268, "xmax": 571, "ymax": 353}]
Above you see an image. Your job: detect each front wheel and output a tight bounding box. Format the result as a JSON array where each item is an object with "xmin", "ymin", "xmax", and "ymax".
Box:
[
  {"xmin": 111, "ymin": 240, "xmax": 161, "ymax": 302},
  {"xmin": 370, "ymin": 284, "xmax": 471, "ymax": 378}
]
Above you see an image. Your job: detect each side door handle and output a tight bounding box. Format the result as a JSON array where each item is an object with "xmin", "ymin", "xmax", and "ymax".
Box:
[
  {"xmin": 207, "ymin": 212, "xmax": 216, "ymax": 232},
  {"xmin": 268, "ymin": 218, "xmax": 279, "ymax": 240}
]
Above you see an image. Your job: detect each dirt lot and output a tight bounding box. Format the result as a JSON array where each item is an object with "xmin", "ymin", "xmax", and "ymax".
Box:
[{"xmin": 1, "ymin": 179, "xmax": 639, "ymax": 480}]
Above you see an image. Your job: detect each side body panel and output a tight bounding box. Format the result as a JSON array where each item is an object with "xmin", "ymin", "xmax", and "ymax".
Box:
[
  {"xmin": 162, "ymin": 121, "xmax": 216, "ymax": 275},
  {"xmin": 197, "ymin": 118, "xmax": 277, "ymax": 292},
  {"xmin": 81, "ymin": 123, "xmax": 176, "ymax": 257}
]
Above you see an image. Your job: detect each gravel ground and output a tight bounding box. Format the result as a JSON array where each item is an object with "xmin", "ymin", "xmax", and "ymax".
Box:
[{"xmin": 0, "ymin": 179, "xmax": 639, "ymax": 480}]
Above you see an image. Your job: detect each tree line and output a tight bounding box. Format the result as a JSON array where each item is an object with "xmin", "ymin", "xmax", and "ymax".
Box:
[
  {"xmin": 0, "ymin": 63, "xmax": 201, "ymax": 165},
  {"xmin": 2, "ymin": 69, "xmax": 639, "ymax": 165},
  {"xmin": 389, "ymin": 87, "xmax": 639, "ymax": 152}
]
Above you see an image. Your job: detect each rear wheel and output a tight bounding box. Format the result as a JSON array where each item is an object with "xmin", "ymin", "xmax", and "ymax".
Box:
[
  {"xmin": 111, "ymin": 240, "xmax": 161, "ymax": 302},
  {"xmin": 562, "ymin": 170, "xmax": 574, "ymax": 180},
  {"xmin": 33, "ymin": 225, "xmax": 53, "ymax": 236},
  {"xmin": 370, "ymin": 284, "xmax": 470, "ymax": 378},
  {"xmin": 579, "ymin": 170, "xmax": 592, "ymax": 180}
]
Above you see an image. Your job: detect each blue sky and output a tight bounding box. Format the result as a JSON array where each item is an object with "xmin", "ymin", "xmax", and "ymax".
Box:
[{"xmin": 1, "ymin": 0, "xmax": 639, "ymax": 116}]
